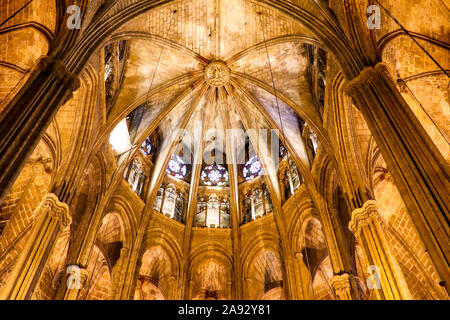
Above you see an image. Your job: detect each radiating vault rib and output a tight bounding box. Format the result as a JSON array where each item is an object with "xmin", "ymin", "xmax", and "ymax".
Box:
[
  {"xmin": 231, "ymin": 71, "xmax": 339, "ymax": 170},
  {"xmin": 226, "ymin": 35, "xmax": 322, "ymax": 65},
  {"xmin": 217, "ymin": 87, "xmax": 242, "ymax": 298},
  {"xmin": 108, "ymin": 32, "xmax": 211, "ymax": 66},
  {"xmin": 224, "ymin": 82, "xmax": 298, "ymax": 299}
]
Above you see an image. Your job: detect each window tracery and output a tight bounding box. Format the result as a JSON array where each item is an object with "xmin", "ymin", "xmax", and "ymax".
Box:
[
  {"xmin": 201, "ymin": 164, "xmax": 229, "ymax": 186},
  {"xmin": 279, "ymin": 144, "xmax": 288, "ymax": 159},
  {"xmin": 281, "ymin": 158, "xmax": 303, "ymax": 201},
  {"xmin": 302, "ymin": 124, "xmax": 319, "ymax": 165},
  {"xmin": 153, "ymin": 184, "xmax": 186, "ymax": 223},
  {"xmin": 104, "ymin": 40, "xmax": 127, "ymax": 111},
  {"xmin": 166, "ymin": 155, "xmax": 188, "ymax": 179},
  {"xmin": 241, "ymin": 184, "xmax": 273, "ymax": 224},
  {"xmin": 195, "ymin": 194, "xmax": 230, "ymax": 228},
  {"xmin": 243, "ymin": 156, "xmax": 263, "ymax": 181},
  {"xmin": 141, "ymin": 137, "xmax": 152, "ymax": 155},
  {"xmin": 124, "ymin": 158, "xmax": 146, "ymax": 198}
]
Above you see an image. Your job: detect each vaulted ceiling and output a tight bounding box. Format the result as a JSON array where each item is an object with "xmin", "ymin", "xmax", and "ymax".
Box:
[{"xmin": 106, "ymin": 0, "xmax": 326, "ymax": 212}]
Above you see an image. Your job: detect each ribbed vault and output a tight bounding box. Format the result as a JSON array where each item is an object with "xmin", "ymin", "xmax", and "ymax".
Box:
[{"xmin": 101, "ymin": 0, "xmax": 330, "ymax": 245}]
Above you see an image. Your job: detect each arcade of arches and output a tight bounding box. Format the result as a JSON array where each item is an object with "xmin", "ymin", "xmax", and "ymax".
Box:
[{"xmin": 0, "ymin": 0, "xmax": 448, "ymax": 300}]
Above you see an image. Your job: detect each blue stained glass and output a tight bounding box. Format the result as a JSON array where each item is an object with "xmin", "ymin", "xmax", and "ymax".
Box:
[
  {"xmin": 243, "ymin": 156, "xmax": 263, "ymax": 181},
  {"xmin": 201, "ymin": 164, "xmax": 229, "ymax": 186},
  {"xmin": 141, "ymin": 138, "xmax": 152, "ymax": 155},
  {"xmin": 167, "ymin": 155, "xmax": 188, "ymax": 179}
]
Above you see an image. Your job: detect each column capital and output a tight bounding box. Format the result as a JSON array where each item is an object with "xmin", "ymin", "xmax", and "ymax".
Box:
[
  {"xmin": 38, "ymin": 193, "xmax": 71, "ymax": 228},
  {"xmin": 37, "ymin": 57, "xmax": 80, "ymax": 91},
  {"xmin": 344, "ymin": 62, "xmax": 393, "ymax": 96},
  {"xmin": 349, "ymin": 200, "xmax": 379, "ymax": 235},
  {"xmin": 330, "ymin": 273, "xmax": 361, "ymax": 300},
  {"xmin": 330, "ymin": 273, "xmax": 352, "ymax": 293}
]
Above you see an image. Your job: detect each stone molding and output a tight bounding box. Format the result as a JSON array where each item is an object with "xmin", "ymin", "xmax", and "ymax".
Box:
[
  {"xmin": 349, "ymin": 200, "xmax": 379, "ymax": 235},
  {"xmin": 330, "ymin": 273, "xmax": 353, "ymax": 294},
  {"xmin": 37, "ymin": 193, "xmax": 71, "ymax": 228},
  {"xmin": 344, "ymin": 62, "xmax": 393, "ymax": 96}
]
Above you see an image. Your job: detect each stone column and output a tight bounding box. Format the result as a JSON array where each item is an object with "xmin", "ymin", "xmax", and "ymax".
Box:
[
  {"xmin": 294, "ymin": 253, "xmax": 313, "ymax": 300},
  {"xmin": 349, "ymin": 200, "xmax": 410, "ymax": 300},
  {"xmin": 168, "ymin": 275, "xmax": 177, "ymax": 300},
  {"xmin": 111, "ymin": 247, "xmax": 131, "ymax": 300},
  {"xmin": 111, "ymin": 246, "xmax": 146, "ymax": 300},
  {"xmin": 187, "ymin": 280, "xmax": 194, "ymax": 300},
  {"xmin": 226, "ymin": 281, "xmax": 233, "ymax": 300},
  {"xmin": 135, "ymin": 278, "xmax": 144, "ymax": 299},
  {"xmin": 0, "ymin": 57, "xmax": 80, "ymax": 205},
  {"xmin": 345, "ymin": 63, "xmax": 449, "ymax": 293},
  {"xmin": 330, "ymin": 273, "xmax": 361, "ymax": 300},
  {"xmin": 0, "ymin": 193, "xmax": 71, "ymax": 300}
]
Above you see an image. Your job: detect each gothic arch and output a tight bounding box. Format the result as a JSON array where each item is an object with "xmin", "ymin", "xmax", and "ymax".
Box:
[
  {"xmin": 63, "ymin": 0, "xmax": 365, "ymax": 78},
  {"xmin": 142, "ymin": 228, "xmax": 183, "ymax": 274},
  {"xmin": 243, "ymin": 248, "xmax": 285, "ymax": 300}
]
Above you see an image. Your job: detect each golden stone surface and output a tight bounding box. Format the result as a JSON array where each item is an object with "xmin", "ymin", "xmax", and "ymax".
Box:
[
  {"xmin": 204, "ymin": 61, "xmax": 230, "ymax": 87},
  {"xmin": 0, "ymin": 0, "xmax": 447, "ymax": 301}
]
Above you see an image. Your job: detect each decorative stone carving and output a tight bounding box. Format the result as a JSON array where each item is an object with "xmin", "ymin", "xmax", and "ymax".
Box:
[
  {"xmin": 0, "ymin": 193, "xmax": 71, "ymax": 299},
  {"xmin": 36, "ymin": 193, "xmax": 71, "ymax": 229},
  {"xmin": 348, "ymin": 200, "xmax": 411, "ymax": 300},
  {"xmin": 204, "ymin": 60, "xmax": 230, "ymax": 87},
  {"xmin": 330, "ymin": 273, "xmax": 360, "ymax": 300},
  {"xmin": 37, "ymin": 57, "xmax": 80, "ymax": 91},
  {"xmin": 35, "ymin": 57, "xmax": 80, "ymax": 105},
  {"xmin": 348, "ymin": 200, "xmax": 378, "ymax": 235},
  {"xmin": 344, "ymin": 62, "xmax": 393, "ymax": 96}
]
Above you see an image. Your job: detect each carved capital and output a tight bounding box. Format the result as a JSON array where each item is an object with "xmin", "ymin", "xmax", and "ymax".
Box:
[
  {"xmin": 349, "ymin": 200, "xmax": 379, "ymax": 235},
  {"xmin": 330, "ymin": 273, "xmax": 351, "ymax": 290},
  {"xmin": 37, "ymin": 57, "xmax": 80, "ymax": 92},
  {"xmin": 38, "ymin": 193, "xmax": 71, "ymax": 228},
  {"xmin": 344, "ymin": 62, "xmax": 394, "ymax": 96},
  {"xmin": 330, "ymin": 273, "xmax": 360, "ymax": 300}
]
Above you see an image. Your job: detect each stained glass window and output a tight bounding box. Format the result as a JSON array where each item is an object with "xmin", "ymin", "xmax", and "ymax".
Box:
[
  {"xmin": 201, "ymin": 164, "xmax": 229, "ymax": 186},
  {"xmin": 166, "ymin": 155, "xmax": 187, "ymax": 179},
  {"xmin": 243, "ymin": 156, "xmax": 263, "ymax": 181},
  {"xmin": 141, "ymin": 137, "xmax": 152, "ymax": 155},
  {"xmin": 279, "ymin": 145, "xmax": 288, "ymax": 159}
]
